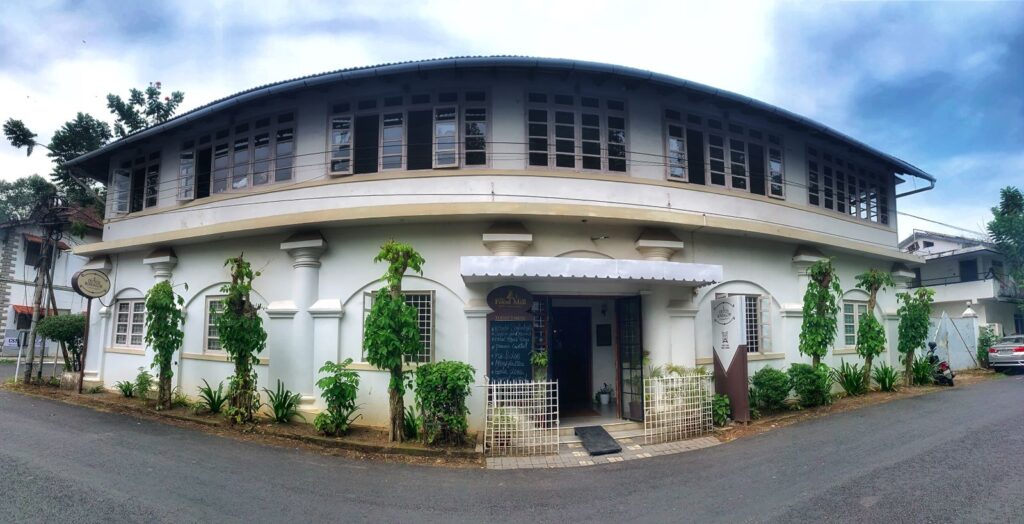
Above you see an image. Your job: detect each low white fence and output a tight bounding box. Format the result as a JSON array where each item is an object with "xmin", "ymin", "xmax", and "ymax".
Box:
[
  {"xmin": 643, "ymin": 372, "xmax": 714, "ymax": 444},
  {"xmin": 483, "ymin": 379, "xmax": 559, "ymax": 456}
]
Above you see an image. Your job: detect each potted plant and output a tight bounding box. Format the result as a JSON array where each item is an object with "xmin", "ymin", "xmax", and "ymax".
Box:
[
  {"xmin": 530, "ymin": 349, "xmax": 548, "ymax": 381},
  {"xmin": 595, "ymin": 383, "xmax": 614, "ymax": 405}
]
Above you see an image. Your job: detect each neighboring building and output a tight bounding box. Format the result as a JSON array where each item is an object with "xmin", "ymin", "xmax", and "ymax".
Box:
[
  {"xmin": 900, "ymin": 229, "xmax": 1023, "ymax": 335},
  {"xmin": 66, "ymin": 57, "xmax": 934, "ymax": 430},
  {"xmin": 0, "ymin": 207, "xmax": 103, "ymax": 358}
]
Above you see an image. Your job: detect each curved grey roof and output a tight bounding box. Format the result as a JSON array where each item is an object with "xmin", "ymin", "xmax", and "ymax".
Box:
[{"xmin": 67, "ymin": 55, "xmax": 935, "ymax": 186}]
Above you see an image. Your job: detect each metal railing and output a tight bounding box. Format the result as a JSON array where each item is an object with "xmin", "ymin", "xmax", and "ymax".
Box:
[
  {"xmin": 643, "ymin": 371, "xmax": 714, "ymax": 445},
  {"xmin": 483, "ymin": 379, "xmax": 559, "ymax": 456}
]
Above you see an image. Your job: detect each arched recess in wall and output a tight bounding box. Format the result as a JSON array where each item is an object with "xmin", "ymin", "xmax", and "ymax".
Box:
[
  {"xmin": 696, "ymin": 280, "xmax": 782, "ymax": 310},
  {"xmin": 342, "ymin": 275, "xmax": 467, "ymax": 310},
  {"xmin": 841, "ymin": 288, "xmax": 884, "ymax": 318},
  {"xmin": 113, "ymin": 287, "xmax": 145, "ymax": 300},
  {"xmin": 554, "ymin": 249, "xmax": 614, "ymax": 259},
  {"xmin": 183, "ymin": 281, "xmax": 270, "ymax": 310},
  {"xmin": 693, "ymin": 280, "xmax": 781, "ymax": 359}
]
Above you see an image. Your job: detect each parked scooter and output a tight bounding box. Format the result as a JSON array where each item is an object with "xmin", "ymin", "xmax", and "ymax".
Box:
[{"xmin": 926, "ymin": 342, "xmax": 955, "ymax": 386}]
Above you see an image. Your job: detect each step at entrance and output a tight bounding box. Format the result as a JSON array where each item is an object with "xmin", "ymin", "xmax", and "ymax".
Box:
[{"xmin": 574, "ymin": 425, "xmax": 623, "ymax": 456}]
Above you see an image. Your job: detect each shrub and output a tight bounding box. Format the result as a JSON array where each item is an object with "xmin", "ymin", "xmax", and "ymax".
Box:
[
  {"xmin": 263, "ymin": 380, "xmax": 304, "ymax": 423},
  {"xmin": 115, "ymin": 380, "xmax": 135, "ymax": 398},
  {"xmin": 872, "ymin": 362, "xmax": 900, "ymax": 392},
  {"xmin": 145, "ymin": 280, "xmax": 185, "ymax": 410},
  {"xmin": 171, "ymin": 387, "xmax": 193, "ymax": 409},
  {"xmin": 788, "ymin": 363, "xmax": 832, "ymax": 407},
  {"xmin": 404, "ymin": 405, "xmax": 422, "ymax": 440},
  {"xmin": 35, "ymin": 313, "xmax": 85, "ymax": 371},
  {"xmin": 832, "ymin": 360, "xmax": 867, "ymax": 396},
  {"xmin": 747, "ymin": 387, "xmax": 762, "ymax": 420},
  {"xmin": 712, "ymin": 394, "xmax": 731, "ymax": 426},
  {"xmin": 86, "ymin": 384, "xmax": 106, "ymax": 394},
  {"xmin": 912, "ymin": 355, "xmax": 935, "ymax": 386},
  {"xmin": 196, "ymin": 380, "xmax": 227, "ymax": 414},
  {"xmin": 750, "ymin": 367, "xmax": 791, "ymax": 412},
  {"xmin": 219, "ymin": 255, "xmax": 268, "ymax": 424},
  {"xmin": 314, "ymin": 359, "xmax": 361, "ymax": 436},
  {"xmin": 415, "ymin": 360, "xmax": 476, "ymax": 445},
  {"xmin": 978, "ymin": 326, "xmax": 998, "ymax": 368},
  {"xmin": 134, "ymin": 367, "xmax": 154, "ymax": 401}
]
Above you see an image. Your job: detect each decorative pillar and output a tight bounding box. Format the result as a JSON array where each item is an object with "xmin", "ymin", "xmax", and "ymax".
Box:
[
  {"xmin": 666, "ymin": 299, "xmax": 698, "ymax": 367},
  {"xmin": 464, "ymin": 299, "xmax": 492, "ymax": 431},
  {"xmin": 279, "ymin": 232, "xmax": 327, "ymax": 405},
  {"xmin": 890, "ymin": 263, "xmax": 917, "ymax": 289},
  {"xmin": 791, "ymin": 245, "xmax": 827, "ymax": 291},
  {"xmin": 143, "ymin": 247, "xmax": 177, "ymax": 282},
  {"xmin": 309, "ymin": 299, "xmax": 344, "ymax": 412},
  {"xmin": 635, "ymin": 228, "xmax": 686, "ymax": 261},
  {"xmin": 81, "ymin": 256, "xmax": 113, "ymax": 385}
]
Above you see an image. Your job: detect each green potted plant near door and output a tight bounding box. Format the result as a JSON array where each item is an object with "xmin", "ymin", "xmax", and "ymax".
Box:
[
  {"xmin": 596, "ymin": 383, "xmax": 614, "ymax": 406},
  {"xmin": 530, "ymin": 349, "xmax": 548, "ymax": 381}
]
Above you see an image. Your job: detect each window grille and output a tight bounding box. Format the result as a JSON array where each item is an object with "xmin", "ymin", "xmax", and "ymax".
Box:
[
  {"xmin": 484, "ymin": 379, "xmax": 559, "ymax": 456},
  {"xmin": 363, "ymin": 290, "xmax": 434, "ymax": 363},
  {"xmin": 643, "ymin": 372, "xmax": 714, "ymax": 444}
]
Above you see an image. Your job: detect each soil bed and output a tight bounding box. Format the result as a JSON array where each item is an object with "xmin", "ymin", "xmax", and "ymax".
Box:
[
  {"xmin": 2, "ymin": 383, "xmax": 483, "ymax": 468},
  {"xmin": 715, "ymin": 368, "xmax": 1002, "ymax": 442}
]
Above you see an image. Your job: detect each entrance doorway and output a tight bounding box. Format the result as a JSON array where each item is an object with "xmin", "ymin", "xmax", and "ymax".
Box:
[{"xmin": 550, "ymin": 306, "xmax": 592, "ymax": 416}]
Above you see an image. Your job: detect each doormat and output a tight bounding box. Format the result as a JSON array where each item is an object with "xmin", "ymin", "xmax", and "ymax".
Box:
[{"xmin": 574, "ymin": 425, "xmax": 622, "ymax": 456}]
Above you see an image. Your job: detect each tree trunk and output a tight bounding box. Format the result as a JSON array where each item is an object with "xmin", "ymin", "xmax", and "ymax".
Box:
[
  {"xmin": 23, "ymin": 238, "xmax": 50, "ymax": 384},
  {"xmin": 812, "ymin": 355, "xmax": 820, "ymax": 367},
  {"xmin": 158, "ymin": 372, "xmax": 172, "ymax": 410},
  {"xmin": 904, "ymin": 350, "xmax": 915, "ymax": 387},
  {"xmin": 863, "ymin": 354, "xmax": 874, "ymax": 390},
  {"xmin": 389, "ymin": 366, "xmax": 405, "ymax": 442}
]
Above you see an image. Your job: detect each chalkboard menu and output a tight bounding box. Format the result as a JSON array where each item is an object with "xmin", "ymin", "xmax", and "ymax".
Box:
[{"xmin": 488, "ymin": 320, "xmax": 534, "ymax": 382}]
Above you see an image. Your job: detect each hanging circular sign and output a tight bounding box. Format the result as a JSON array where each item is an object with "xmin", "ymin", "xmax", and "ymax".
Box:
[
  {"xmin": 487, "ymin": 285, "xmax": 533, "ymax": 313},
  {"xmin": 72, "ymin": 269, "xmax": 111, "ymax": 299}
]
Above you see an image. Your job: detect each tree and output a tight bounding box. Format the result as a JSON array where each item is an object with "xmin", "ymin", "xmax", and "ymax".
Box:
[
  {"xmin": 799, "ymin": 258, "xmax": 843, "ymax": 366},
  {"xmin": 364, "ymin": 240, "xmax": 425, "ymax": 442},
  {"xmin": 35, "ymin": 313, "xmax": 85, "ymax": 372},
  {"xmin": 0, "ymin": 175, "xmax": 57, "ymax": 225},
  {"xmin": 897, "ymin": 288, "xmax": 934, "ymax": 387},
  {"xmin": 854, "ymin": 269, "xmax": 894, "ymax": 388},
  {"xmin": 988, "ymin": 186, "xmax": 1024, "ymax": 311},
  {"xmin": 106, "ymin": 82, "xmax": 185, "ymax": 138},
  {"xmin": 144, "ymin": 281, "xmax": 185, "ymax": 410},
  {"xmin": 218, "ymin": 255, "xmax": 267, "ymax": 423}
]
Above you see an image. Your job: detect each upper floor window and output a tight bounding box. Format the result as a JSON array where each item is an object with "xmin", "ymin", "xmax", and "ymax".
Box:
[
  {"xmin": 664, "ymin": 110, "xmax": 784, "ymax": 199},
  {"xmin": 176, "ymin": 112, "xmax": 296, "ymax": 202},
  {"xmin": 329, "ymin": 91, "xmax": 488, "ymax": 176},
  {"xmin": 109, "ymin": 152, "xmax": 161, "ymax": 216},
  {"xmin": 527, "ymin": 93, "xmax": 627, "ymax": 172},
  {"xmin": 807, "ymin": 147, "xmax": 890, "ymax": 225}
]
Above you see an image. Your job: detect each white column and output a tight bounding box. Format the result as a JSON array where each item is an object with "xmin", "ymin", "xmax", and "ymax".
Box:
[
  {"xmin": 641, "ymin": 287, "xmax": 672, "ymax": 367},
  {"xmin": 464, "ymin": 299, "xmax": 491, "ymax": 432},
  {"xmin": 280, "ymin": 233, "xmax": 327, "ymax": 405},
  {"xmin": 143, "ymin": 248, "xmax": 178, "ymax": 373},
  {"xmin": 666, "ymin": 299, "xmax": 698, "ymax": 367},
  {"xmin": 309, "ymin": 299, "xmax": 344, "ymax": 412}
]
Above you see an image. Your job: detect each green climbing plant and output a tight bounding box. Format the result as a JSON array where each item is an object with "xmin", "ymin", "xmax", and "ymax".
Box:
[
  {"xmin": 218, "ymin": 254, "xmax": 267, "ymax": 423},
  {"xmin": 364, "ymin": 240, "xmax": 425, "ymax": 442},
  {"xmin": 799, "ymin": 259, "xmax": 843, "ymax": 366},
  {"xmin": 896, "ymin": 287, "xmax": 934, "ymax": 387},
  {"xmin": 144, "ymin": 280, "xmax": 186, "ymax": 410},
  {"xmin": 854, "ymin": 269, "xmax": 894, "ymax": 389}
]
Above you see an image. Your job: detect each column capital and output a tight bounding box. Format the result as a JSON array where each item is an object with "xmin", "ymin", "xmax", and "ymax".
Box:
[
  {"xmin": 281, "ymin": 232, "xmax": 327, "ymax": 269},
  {"xmin": 635, "ymin": 228, "xmax": 685, "ymax": 261},
  {"xmin": 143, "ymin": 247, "xmax": 177, "ymax": 280}
]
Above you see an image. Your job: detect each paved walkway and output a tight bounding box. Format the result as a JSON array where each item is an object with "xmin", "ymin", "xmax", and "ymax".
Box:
[{"xmin": 487, "ymin": 435, "xmax": 719, "ymax": 469}]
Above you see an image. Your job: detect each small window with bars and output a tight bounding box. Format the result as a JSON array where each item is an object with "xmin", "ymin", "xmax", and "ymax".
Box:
[
  {"xmin": 363, "ymin": 290, "xmax": 434, "ymax": 364},
  {"xmin": 114, "ymin": 299, "xmax": 146, "ymax": 348},
  {"xmin": 205, "ymin": 296, "xmax": 225, "ymax": 352}
]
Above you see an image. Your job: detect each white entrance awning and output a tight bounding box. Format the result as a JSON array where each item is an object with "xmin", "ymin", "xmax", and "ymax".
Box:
[{"xmin": 460, "ymin": 256, "xmax": 722, "ymax": 286}]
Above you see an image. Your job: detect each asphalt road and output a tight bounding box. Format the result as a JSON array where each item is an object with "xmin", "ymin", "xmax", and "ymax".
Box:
[{"xmin": 1, "ymin": 373, "xmax": 1021, "ymax": 523}]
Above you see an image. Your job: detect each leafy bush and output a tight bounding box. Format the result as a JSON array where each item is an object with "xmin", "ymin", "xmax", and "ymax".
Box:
[
  {"xmin": 218, "ymin": 255, "xmax": 268, "ymax": 424},
  {"xmin": 404, "ymin": 405, "xmax": 422, "ymax": 439},
  {"xmin": 747, "ymin": 386, "xmax": 762, "ymax": 420},
  {"xmin": 263, "ymin": 380, "xmax": 304, "ymax": 423},
  {"xmin": 712, "ymin": 394, "xmax": 731, "ymax": 426},
  {"xmin": 134, "ymin": 367, "xmax": 154, "ymax": 401},
  {"xmin": 171, "ymin": 387, "xmax": 193, "ymax": 409},
  {"xmin": 115, "ymin": 380, "xmax": 135, "ymax": 398},
  {"xmin": 35, "ymin": 313, "xmax": 85, "ymax": 371},
  {"xmin": 832, "ymin": 360, "xmax": 867, "ymax": 396},
  {"xmin": 750, "ymin": 367, "xmax": 791, "ymax": 412},
  {"xmin": 912, "ymin": 355, "xmax": 935, "ymax": 386},
  {"xmin": 872, "ymin": 363, "xmax": 900, "ymax": 392},
  {"xmin": 415, "ymin": 360, "xmax": 476, "ymax": 445},
  {"xmin": 314, "ymin": 359, "xmax": 361, "ymax": 436},
  {"xmin": 978, "ymin": 326, "xmax": 998, "ymax": 368},
  {"xmin": 86, "ymin": 384, "xmax": 106, "ymax": 394},
  {"xmin": 788, "ymin": 363, "xmax": 832, "ymax": 407},
  {"xmin": 145, "ymin": 280, "xmax": 185, "ymax": 410},
  {"xmin": 196, "ymin": 379, "xmax": 227, "ymax": 414}
]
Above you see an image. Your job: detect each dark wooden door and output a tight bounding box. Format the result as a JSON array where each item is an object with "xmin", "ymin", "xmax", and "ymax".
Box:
[
  {"xmin": 550, "ymin": 307, "xmax": 592, "ymax": 408},
  {"xmin": 616, "ymin": 296, "xmax": 644, "ymax": 421}
]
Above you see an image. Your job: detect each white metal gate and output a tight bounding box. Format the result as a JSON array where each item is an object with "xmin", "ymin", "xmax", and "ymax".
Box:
[
  {"xmin": 483, "ymin": 380, "xmax": 559, "ymax": 456},
  {"xmin": 643, "ymin": 372, "xmax": 714, "ymax": 444}
]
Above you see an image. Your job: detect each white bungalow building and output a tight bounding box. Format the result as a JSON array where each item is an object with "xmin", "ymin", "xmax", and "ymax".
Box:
[{"xmin": 66, "ymin": 57, "xmax": 934, "ymax": 430}]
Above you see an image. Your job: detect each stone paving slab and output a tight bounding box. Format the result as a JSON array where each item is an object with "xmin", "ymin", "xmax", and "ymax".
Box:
[{"xmin": 486, "ymin": 435, "xmax": 720, "ymax": 470}]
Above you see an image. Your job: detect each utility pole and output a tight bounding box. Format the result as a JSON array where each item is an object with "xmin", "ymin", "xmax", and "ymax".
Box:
[{"xmin": 22, "ymin": 231, "xmax": 50, "ymax": 383}]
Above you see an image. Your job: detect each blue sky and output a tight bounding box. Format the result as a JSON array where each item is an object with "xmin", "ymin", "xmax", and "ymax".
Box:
[{"xmin": 1, "ymin": 0, "xmax": 1021, "ymax": 240}]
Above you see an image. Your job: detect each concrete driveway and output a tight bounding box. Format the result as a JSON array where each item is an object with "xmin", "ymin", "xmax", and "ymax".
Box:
[{"xmin": 0, "ymin": 372, "xmax": 1021, "ymax": 523}]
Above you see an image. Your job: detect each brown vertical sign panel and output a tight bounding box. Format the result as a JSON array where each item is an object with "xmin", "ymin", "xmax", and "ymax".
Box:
[
  {"xmin": 486, "ymin": 286, "xmax": 535, "ymax": 382},
  {"xmin": 711, "ymin": 296, "xmax": 750, "ymax": 423}
]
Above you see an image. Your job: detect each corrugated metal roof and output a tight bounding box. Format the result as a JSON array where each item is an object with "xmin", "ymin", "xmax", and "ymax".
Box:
[
  {"xmin": 66, "ymin": 55, "xmax": 935, "ymax": 185},
  {"xmin": 460, "ymin": 255, "xmax": 723, "ymax": 286}
]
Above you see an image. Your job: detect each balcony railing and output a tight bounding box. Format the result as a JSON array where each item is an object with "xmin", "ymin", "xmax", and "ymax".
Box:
[{"xmin": 910, "ymin": 270, "xmax": 1023, "ymax": 301}]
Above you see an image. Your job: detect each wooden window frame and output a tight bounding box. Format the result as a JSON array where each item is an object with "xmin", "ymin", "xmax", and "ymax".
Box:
[
  {"xmin": 842, "ymin": 300, "xmax": 869, "ymax": 348},
  {"xmin": 204, "ymin": 296, "xmax": 226, "ymax": 354},
  {"xmin": 526, "ymin": 92, "xmax": 629, "ymax": 173},
  {"xmin": 806, "ymin": 146, "xmax": 891, "ymax": 226},
  {"xmin": 113, "ymin": 299, "xmax": 146, "ymax": 349}
]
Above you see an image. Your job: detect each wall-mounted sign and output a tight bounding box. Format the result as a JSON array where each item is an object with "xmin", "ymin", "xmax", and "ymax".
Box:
[
  {"xmin": 71, "ymin": 269, "xmax": 110, "ymax": 299},
  {"xmin": 486, "ymin": 285, "xmax": 533, "ymax": 315},
  {"xmin": 711, "ymin": 296, "xmax": 750, "ymax": 423}
]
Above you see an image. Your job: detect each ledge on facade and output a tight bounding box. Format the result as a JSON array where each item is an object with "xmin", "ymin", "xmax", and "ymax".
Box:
[
  {"xmin": 309, "ymin": 298, "xmax": 344, "ymax": 318},
  {"xmin": 105, "ymin": 347, "xmax": 145, "ymax": 356},
  {"xmin": 181, "ymin": 352, "xmax": 270, "ymax": 366},
  {"xmin": 482, "ymin": 222, "xmax": 533, "ymax": 256},
  {"xmin": 266, "ymin": 300, "xmax": 299, "ymax": 318},
  {"xmin": 792, "ymin": 245, "xmax": 828, "ymax": 265},
  {"xmin": 82, "ymin": 255, "xmax": 112, "ymax": 272},
  {"xmin": 347, "ymin": 362, "xmax": 420, "ymax": 372}
]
